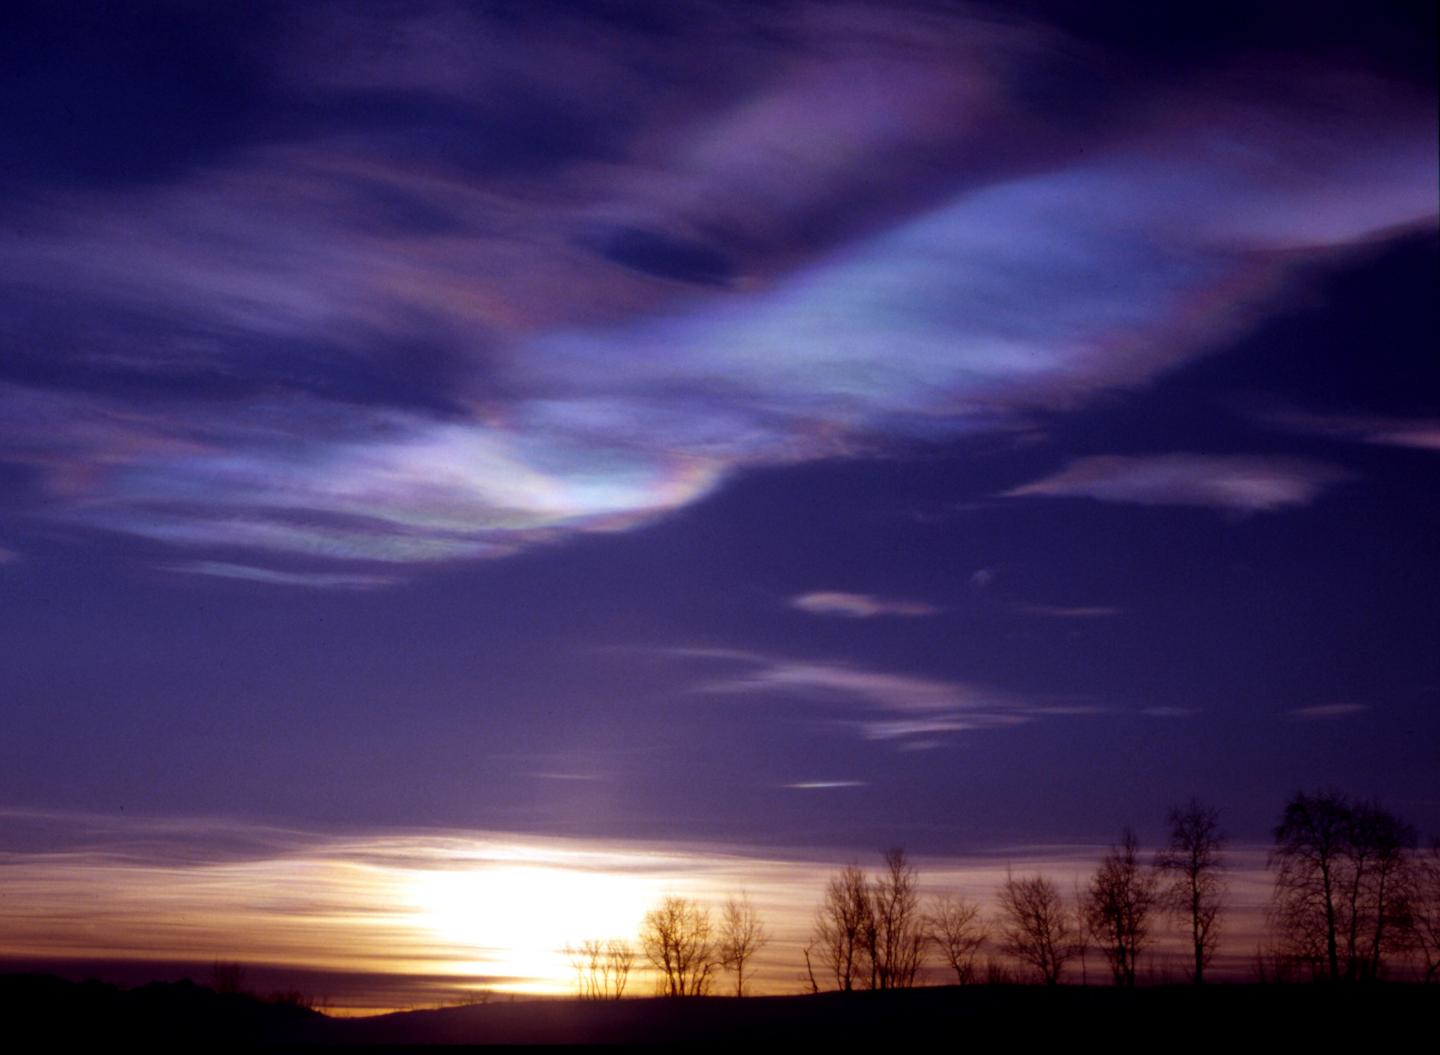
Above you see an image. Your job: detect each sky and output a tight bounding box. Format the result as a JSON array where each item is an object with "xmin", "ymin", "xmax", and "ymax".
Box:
[{"xmin": 1, "ymin": 0, "xmax": 1437, "ymax": 1004}]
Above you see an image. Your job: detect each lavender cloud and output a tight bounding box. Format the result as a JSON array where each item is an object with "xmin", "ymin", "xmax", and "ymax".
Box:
[
  {"xmin": 1287, "ymin": 703, "xmax": 1369, "ymax": 719},
  {"xmin": 1013, "ymin": 603, "xmax": 1121, "ymax": 618},
  {"xmin": 682, "ymin": 650, "xmax": 1095, "ymax": 746},
  {"xmin": 165, "ymin": 562, "xmax": 398, "ymax": 590},
  {"xmin": 1260, "ymin": 409, "xmax": 1440, "ymax": 451},
  {"xmin": 1003, "ymin": 454, "xmax": 1352, "ymax": 513},
  {"xmin": 788, "ymin": 592, "xmax": 941, "ymax": 618}
]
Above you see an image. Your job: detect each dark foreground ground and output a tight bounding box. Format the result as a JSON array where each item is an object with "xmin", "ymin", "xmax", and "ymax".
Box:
[{"xmin": 2, "ymin": 974, "xmax": 1434, "ymax": 1046}]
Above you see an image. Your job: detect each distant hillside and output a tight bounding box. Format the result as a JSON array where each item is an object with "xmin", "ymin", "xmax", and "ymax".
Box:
[
  {"xmin": 0, "ymin": 974, "xmax": 322, "ymax": 1046},
  {"xmin": 2, "ymin": 974, "xmax": 1432, "ymax": 1046}
]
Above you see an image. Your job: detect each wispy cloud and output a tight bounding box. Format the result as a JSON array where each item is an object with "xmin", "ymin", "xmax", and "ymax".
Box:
[
  {"xmin": 697, "ymin": 658, "xmax": 1011, "ymax": 715},
  {"xmin": 680, "ymin": 650, "xmax": 1097, "ymax": 746},
  {"xmin": 1260, "ymin": 409, "xmax": 1440, "ymax": 452},
  {"xmin": 1004, "ymin": 454, "xmax": 1351, "ymax": 513},
  {"xmin": 788, "ymin": 591, "xmax": 940, "ymax": 618},
  {"xmin": 1287, "ymin": 703, "xmax": 1369, "ymax": 720},
  {"xmin": 781, "ymin": 781, "xmax": 866, "ymax": 790},
  {"xmin": 165, "ymin": 561, "xmax": 397, "ymax": 590},
  {"xmin": 529, "ymin": 772, "xmax": 609, "ymax": 783},
  {"xmin": 1013, "ymin": 603, "xmax": 1121, "ymax": 618},
  {"xmin": 1142, "ymin": 706, "xmax": 1199, "ymax": 718}
]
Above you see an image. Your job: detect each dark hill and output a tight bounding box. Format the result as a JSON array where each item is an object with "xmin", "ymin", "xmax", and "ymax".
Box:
[{"xmin": 2, "ymin": 974, "xmax": 1433, "ymax": 1046}]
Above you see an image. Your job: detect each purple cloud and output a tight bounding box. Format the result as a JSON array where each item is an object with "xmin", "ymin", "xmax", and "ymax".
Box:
[
  {"xmin": 1003, "ymin": 454, "xmax": 1352, "ymax": 513},
  {"xmin": 788, "ymin": 591, "xmax": 941, "ymax": 618},
  {"xmin": 1013, "ymin": 603, "xmax": 1121, "ymax": 618},
  {"xmin": 782, "ymin": 781, "xmax": 866, "ymax": 790},
  {"xmin": 1261, "ymin": 409, "xmax": 1440, "ymax": 451},
  {"xmin": 682, "ymin": 650, "xmax": 1097, "ymax": 746},
  {"xmin": 1287, "ymin": 703, "xmax": 1369, "ymax": 720},
  {"xmin": 164, "ymin": 562, "xmax": 397, "ymax": 590}
]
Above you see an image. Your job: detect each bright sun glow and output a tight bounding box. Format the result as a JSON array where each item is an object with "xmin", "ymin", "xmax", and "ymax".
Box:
[{"xmin": 407, "ymin": 861, "xmax": 662, "ymax": 993}]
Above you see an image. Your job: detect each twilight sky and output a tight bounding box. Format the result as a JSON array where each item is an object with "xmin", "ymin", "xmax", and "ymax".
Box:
[{"xmin": 2, "ymin": 0, "xmax": 1437, "ymax": 899}]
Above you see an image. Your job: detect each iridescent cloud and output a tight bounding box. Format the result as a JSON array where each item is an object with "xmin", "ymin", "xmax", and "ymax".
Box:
[{"xmin": 0, "ymin": 3, "xmax": 1433, "ymax": 577}]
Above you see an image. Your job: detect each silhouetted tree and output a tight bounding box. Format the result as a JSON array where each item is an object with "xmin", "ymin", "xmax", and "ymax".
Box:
[
  {"xmin": 927, "ymin": 892, "xmax": 988, "ymax": 984},
  {"xmin": 1409, "ymin": 840, "xmax": 1440, "ymax": 983},
  {"xmin": 1084, "ymin": 828, "xmax": 1159, "ymax": 987},
  {"xmin": 1271, "ymin": 790, "xmax": 1349, "ymax": 979},
  {"xmin": 809, "ymin": 864, "xmax": 874, "ymax": 991},
  {"xmin": 565, "ymin": 938, "xmax": 635, "ymax": 999},
  {"xmin": 997, "ymin": 870, "xmax": 1075, "ymax": 985},
  {"xmin": 640, "ymin": 896, "xmax": 716, "ymax": 996},
  {"xmin": 1155, "ymin": 799, "xmax": 1225, "ymax": 984},
  {"xmin": 1071, "ymin": 876, "xmax": 1091, "ymax": 985},
  {"xmin": 869, "ymin": 848, "xmax": 926, "ymax": 989},
  {"xmin": 1349, "ymin": 801, "xmax": 1414, "ymax": 981},
  {"xmin": 719, "ymin": 892, "xmax": 768, "ymax": 996},
  {"xmin": 1270, "ymin": 790, "xmax": 1415, "ymax": 981}
]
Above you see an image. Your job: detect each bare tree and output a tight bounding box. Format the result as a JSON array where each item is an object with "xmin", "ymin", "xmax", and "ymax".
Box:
[
  {"xmin": 1270, "ymin": 790, "xmax": 1415, "ymax": 981},
  {"xmin": 561, "ymin": 938, "xmax": 601, "ymax": 995},
  {"xmin": 1155, "ymin": 799, "xmax": 1225, "ymax": 984},
  {"xmin": 1084, "ymin": 828, "xmax": 1159, "ymax": 987},
  {"xmin": 719, "ymin": 892, "xmax": 769, "ymax": 996},
  {"xmin": 1071, "ymin": 877, "xmax": 1091, "ymax": 985},
  {"xmin": 809, "ymin": 864, "xmax": 874, "ymax": 991},
  {"xmin": 640, "ymin": 896, "xmax": 717, "ymax": 996},
  {"xmin": 1349, "ymin": 801, "xmax": 1414, "ymax": 981},
  {"xmin": 566, "ymin": 938, "xmax": 636, "ymax": 999},
  {"xmin": 997, "ymin": 870, "xmax": 1075, "ymax": 985},
  {"xmin": 607, "ymin": 939, "xmax": 636, "ymax": 998},
  {"xmin": 1271, "ymin": 790, "xmax": 1350, "ymax": 979},
  {"xmin": 928, "ymin": 892, "xmax": 988, "ymax": 984},
  {"xmin": 1408, "ymin": 840, "xmax": 1440, "ymax": 983},
  {"xmin": 566, "ymin": 940, "xmax": 603, "ymax": 1000},
  {"xmin": 869, "ymin": 848, "xmax": 926, "ymax": 989}
]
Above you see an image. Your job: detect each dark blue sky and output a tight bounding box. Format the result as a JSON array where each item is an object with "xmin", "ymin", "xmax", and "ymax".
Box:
[{"xmin": 1, "ymin": 0, "xmax": 1436, "ymax": 856}]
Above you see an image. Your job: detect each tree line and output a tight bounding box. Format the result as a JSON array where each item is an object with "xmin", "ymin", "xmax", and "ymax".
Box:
[
  {"xmin": 566, "ymin": 791, "xmax": 1440, "ymax": 996},
  {"xmin": 566, "ymin": 892, "xmax": 770, "ymax": 999}
]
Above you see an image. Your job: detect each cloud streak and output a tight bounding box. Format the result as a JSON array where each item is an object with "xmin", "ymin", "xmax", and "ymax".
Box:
[
  {"xmin": 1004, "ymin": 454, "xmax": 1352, "ymax": 513},
  {"xmin": 788, "ymin": 591, "xmax": 941, "ymax": 618},
  {"xmin": 165, "ymin": 562, "xmax": 398, "ymax": 590},
  {"xmin": 1013, "ymin": 603, "xmax": 1121, "ymax": 619},
  {"xmin": 1260, "ymin": 409, "xmax": 1440, "ymax": 452},
  {"xmin": 681, "ymin": 650, "xmax": 1096, "ymax": 746},
  {"xmin": 1287, "ymin": 703, "xmax": 1369, "ymax": 720}
]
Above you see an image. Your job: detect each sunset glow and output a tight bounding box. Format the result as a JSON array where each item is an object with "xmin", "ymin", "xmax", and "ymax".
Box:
[{"xmin": 0, "ymin": 810, "xmax": 1288, "ymax": 1011}]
